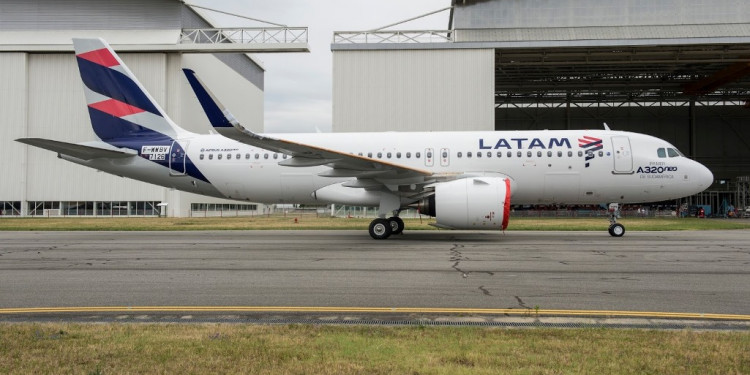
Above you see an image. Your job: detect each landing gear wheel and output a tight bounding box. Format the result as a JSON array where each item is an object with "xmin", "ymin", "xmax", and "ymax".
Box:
[
  {"xmin": 608, "ymin": 223, "xmax": 625, "ymax": 237},
  {"xmin": 369, "ymin": 218, "xmax": 392, "ymax": 240},
  {"xmin": 388, "ymin": 217, "xmax": 404, "ymax": 235}
]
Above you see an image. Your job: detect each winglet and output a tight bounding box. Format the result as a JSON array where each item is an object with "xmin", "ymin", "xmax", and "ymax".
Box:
[{"xmin": 182, "ymin": 68, "xmax": 240, "ymax": 129}]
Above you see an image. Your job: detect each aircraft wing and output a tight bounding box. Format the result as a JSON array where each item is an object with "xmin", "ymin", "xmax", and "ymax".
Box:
[
  {"xmin": 16, "ymin": 138, "xmax": 137, "ymax": 160},
  {"xmin": 183, "ymin": 68, "xmax": 432, "ymax": 181}
]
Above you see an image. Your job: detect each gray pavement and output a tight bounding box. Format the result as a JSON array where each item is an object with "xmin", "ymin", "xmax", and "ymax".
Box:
[{"xmin": 0, "ymin": 230, "xmax": 748, "ymax": 315}]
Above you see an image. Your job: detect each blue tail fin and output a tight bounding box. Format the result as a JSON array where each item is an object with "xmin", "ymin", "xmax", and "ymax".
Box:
[{"xmin": 73, "ymin": 38, "xmax": 183, "ymax": 141}]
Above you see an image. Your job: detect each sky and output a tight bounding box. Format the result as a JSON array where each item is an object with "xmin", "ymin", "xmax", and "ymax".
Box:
[{"xmin": 188, "ymin": 0, "xmax": 451, "ymax": 133}]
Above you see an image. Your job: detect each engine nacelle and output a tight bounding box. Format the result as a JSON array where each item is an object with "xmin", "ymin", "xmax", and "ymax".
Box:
[{"xmin": 418, "ymin": 177, "xmax": 511, "ymax": 230}]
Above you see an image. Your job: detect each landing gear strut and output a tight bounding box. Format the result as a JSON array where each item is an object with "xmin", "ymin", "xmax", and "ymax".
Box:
[{"xmin": 608, "ymin": 203, "xmax": 625, "ymax": 237}]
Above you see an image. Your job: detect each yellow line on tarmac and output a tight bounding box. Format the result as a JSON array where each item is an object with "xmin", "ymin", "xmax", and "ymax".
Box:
[{"xmin": 0, "ymin": 306, "xmax": 749, "ymax": 321}]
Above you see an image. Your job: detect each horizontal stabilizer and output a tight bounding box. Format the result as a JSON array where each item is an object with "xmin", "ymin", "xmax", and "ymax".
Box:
[{"xmin": 16, "ymin": 138, "xmax": 137, "ymax": 160}]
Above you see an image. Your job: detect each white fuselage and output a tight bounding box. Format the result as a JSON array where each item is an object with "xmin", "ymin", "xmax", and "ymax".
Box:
[{"xmin": 72, "ymin": 129, "xmax": 713, "ymax": 207}]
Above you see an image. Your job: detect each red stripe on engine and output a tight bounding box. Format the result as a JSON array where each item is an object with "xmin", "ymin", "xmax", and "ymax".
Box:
[
  {"xmin": 502, "ymin": 178, "xmax": 511, "ymax": 230},
  {"xmin": 77, "ymin": 48, "xmax": 120, "ymax": 67},
  {"xmin": 89, "ymin": 98, "xmax": 145, "ymax": 117}
]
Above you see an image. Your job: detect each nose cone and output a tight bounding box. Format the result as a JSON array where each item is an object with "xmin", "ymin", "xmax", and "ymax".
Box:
[{"xmin": 694, "ymin": 161, "xmax": 714, "ymax": 192}]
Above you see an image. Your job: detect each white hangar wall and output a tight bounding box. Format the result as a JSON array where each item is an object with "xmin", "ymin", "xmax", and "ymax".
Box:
[{"xmin": 332, "ymin": 48, "xmax": 494, "ymax": 132}]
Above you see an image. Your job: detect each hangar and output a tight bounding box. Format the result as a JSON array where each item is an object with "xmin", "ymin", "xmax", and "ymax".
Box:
[
  {"xmin": 0, "ymin": 0, "xmax": 307, "ymax": 217},
  {"xmin": 332, "ymin": 0, "xmax": 750, "ymax": 214}
]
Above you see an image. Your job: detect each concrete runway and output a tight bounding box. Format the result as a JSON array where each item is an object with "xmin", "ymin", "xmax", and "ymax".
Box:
[{"xmin": 1, "ymin": 230, "xmax": 748, "ymax": 317}]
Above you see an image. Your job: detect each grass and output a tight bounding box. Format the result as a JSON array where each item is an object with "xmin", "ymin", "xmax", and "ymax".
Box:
[
  {"xmin": 0, "ymin": 215, "xmax": 749, "ymax": 231},
  {"xmin": 0, "ymin": 323, "xmax": 747, "ymax": 374}
]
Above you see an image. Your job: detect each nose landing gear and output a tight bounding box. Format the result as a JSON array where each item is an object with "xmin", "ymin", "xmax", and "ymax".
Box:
[{"xmin": 608, "ymin": 203, "xmax": 625, "ymax": 237}]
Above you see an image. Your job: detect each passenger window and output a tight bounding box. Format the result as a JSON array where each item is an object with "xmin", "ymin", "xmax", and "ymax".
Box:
[
  {"xmin": 406, "ymin": 152, "xmax": 411, "ymax": 158},
  {"xmin": 377, "ymin": 152, "xmax": 382, "ymax": 158},
  {"xmin": 208, "ymin": 154, "xmax": 213, "ymax": 160},
  {"xmin": 457, "ymin": 152, "xmax": 463, "ymax": 158},
  {"xmin": 517, "ymin": 151, "xmax": 522, "ymax": 157},
  {"xmin": 442, "ymin": 151, "xmax": 448, "ymax": 158},
  {"xmin": 245, "ymin": 154, "xmax": 250, "ymax": 160},
  {"xmin": 578, "ymin": 151, "xmax": 583, "ymax": 157},
  {"xmin": 667, "ymin": 148, "xmax": 679, "ymax": 157},
  {"xmin": 568, "ymin": 151, "xmax": 573, "ymax": 157},
  {"xmin": 255, "ymin": 154, "xmax": 259, "ymax": 159},
  {"xmin": 527, "ymin": 151, "xmax": 532, "ymax": 157},
  {"xmin": 507, "ymin": 151, "xmax": 512, "ymax": 158},
  {"xmin": 426, "ymin": 151, "xmax": 431, "ymax": 158},
  {"xmin": 273, "ymin": 153, "xmax": 278, "ymax": 159},
  {"xmin": 467, "ymin": 152, "xmax": 472, "ymax": 158},
  {"xmin": 497, "ymin": 151, "xmax": 503, "ymax": 158},
  {"xmin": 264, "ymin": 154, "xmax": 269, "ymax": 159},
  {"xmin": 487, "ymin": 152, "xmax": 492, "ymax": 158},
  {"xmin": 283, "ymin": 154, "xmax": 288, "ymax": 159},
  {"xmin": 227, "ymin": 154, "xmax": 232, "ymax": 160},
  {"xmin": 558, "ymin": 151, "xmax": 563, "ymax": 157},
  {"xmin": 357, "ymin": 152, "xmax": 363, "ymax": 156},
  {"xmin": 547, "ymin": 151, "xmax": 552, "ymax": 157},
  {"xmin": 218, "ymin": 154, "xmax": 223, "ymax": 160},
  {"xmin": 387, "ymin": 152, "xmax": 392, "ymax": 158},
  {"xmin": 199, "ymin": 154, "xmax": 204, "ymax": 160},
  {"xmin": 396, "ymin": 152, "xmax": 401, "ymax": 158},
  {"xmin": 416, "ymin": 152, "xmax": 421, "ymax": 158},
  {"xmin": 236, "ymin": 153, "xmax": 241, "ymax": 159},
  {"xmin": 477, "ymin": 152, "xmax": 481, "ymax": 158},
  {"xmin": 657, "ymin": 148, "xmax": 666, "ymax": 158},
  {"xmin": 537, "ymin": 151, "xmax": 542, "ymax": 157},
  {"xmin": 598, "ymin": 151, "xmax": 603, "ymax": 157}
]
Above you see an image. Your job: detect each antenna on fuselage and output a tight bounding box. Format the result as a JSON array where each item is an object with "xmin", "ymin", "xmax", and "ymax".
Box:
[{"xmin": 603, "ymin": 122, "xmax": 611, "ymax": 131}]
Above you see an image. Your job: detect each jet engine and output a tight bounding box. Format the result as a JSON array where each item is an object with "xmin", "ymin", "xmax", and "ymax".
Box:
[{"xmin": 417, "ymin": 177, "xmax": 511, "ymax": 230}]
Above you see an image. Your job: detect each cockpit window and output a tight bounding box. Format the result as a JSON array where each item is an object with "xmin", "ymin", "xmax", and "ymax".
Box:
[
  {"xmin": 667, "ymin": 148, "xmax": 681, "ymax": 157},
  {"xmin": 657, "ymin": 148, "xmax": 666, "ymax": 158}
]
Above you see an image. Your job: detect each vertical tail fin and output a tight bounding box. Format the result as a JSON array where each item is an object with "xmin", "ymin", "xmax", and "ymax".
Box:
[{"xmin": 73, "ymin": 38, "xmax": 183, "ymax": 141}]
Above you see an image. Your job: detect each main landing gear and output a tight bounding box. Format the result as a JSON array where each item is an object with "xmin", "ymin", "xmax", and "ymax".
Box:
[
  {"xmin": 368, "ymin": 216, "xmax": 404, "ymax": 240},
  {"xmin": 607, "ymin": 203, "xmax": 625, "ymax": 237}
]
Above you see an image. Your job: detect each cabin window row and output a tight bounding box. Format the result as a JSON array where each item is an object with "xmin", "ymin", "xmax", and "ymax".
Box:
[
  {"xmin": 199, "ymin": 153, "xmax": 289, "ymax": 161},
  {"xmin": 455, "ymin": 150, "xmax": 604, "ymax": 158}
]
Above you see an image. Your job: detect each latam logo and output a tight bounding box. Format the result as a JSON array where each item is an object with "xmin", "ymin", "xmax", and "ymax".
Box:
[
  {"xmin": 478, "ymin": 137, "xmax": 572, "ymax": 150},
  {"xmin": 578, "ymin": 136, "xmax": 603, "ymax": 168}
]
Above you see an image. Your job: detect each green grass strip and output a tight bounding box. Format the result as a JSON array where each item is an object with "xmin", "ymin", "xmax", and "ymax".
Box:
[
  {"xmin": 0, "ymin": 216, "xmax": 749, "ymax": 231},
  {"xmin": 1, "ymin": 323, "xmax": 748, "ymax": 374}
]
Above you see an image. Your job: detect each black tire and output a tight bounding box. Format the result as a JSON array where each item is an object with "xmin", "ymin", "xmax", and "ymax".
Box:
[
  {"xmin": 388, "ymin": 217, "xmax": 405, "ymax": 235},
  {"xmin": 609, "ymin": 223, "xmax": 625, "ymax": 237},
  {"xmin": 369, "ymin": 218, "xmax": 392, "ymax": 240}
]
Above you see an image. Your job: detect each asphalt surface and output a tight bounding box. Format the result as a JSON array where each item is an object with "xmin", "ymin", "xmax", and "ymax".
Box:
[{"xmin": 0, "ymin": 230, "xmax": 748, "ymax": 317}]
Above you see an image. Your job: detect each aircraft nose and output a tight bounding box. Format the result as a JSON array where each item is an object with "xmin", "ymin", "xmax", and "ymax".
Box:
[{"xmin": 694, "ymin": 161, "xmax": 713, "ymax": 190}]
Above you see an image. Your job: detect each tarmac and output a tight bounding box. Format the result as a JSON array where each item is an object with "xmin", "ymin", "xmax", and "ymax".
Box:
[{"xmin": 1, "ymin": 230, "xmax": 748, "ymax": 327}]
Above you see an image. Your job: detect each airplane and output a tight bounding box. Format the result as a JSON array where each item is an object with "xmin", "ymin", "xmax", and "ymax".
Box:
[{"xmin": 16, "ymin": 38, "xmax": 714, "ymax": 239}]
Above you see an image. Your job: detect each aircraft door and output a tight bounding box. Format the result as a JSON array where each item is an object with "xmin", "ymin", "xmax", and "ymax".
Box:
[
  {"xmin": 611, "ymin": 136, "xmax": 633, "ymax": 173},
  {"xmin": 425, "ymin": 148, "xmax": 434, "ymax": 167},
  {"xmin": 440, "ymin": 148, "xmax": 450, "ymax": 167},
  {"xmin": 169, "ymin": 140, "xmax": 188, "ymax": 176}
]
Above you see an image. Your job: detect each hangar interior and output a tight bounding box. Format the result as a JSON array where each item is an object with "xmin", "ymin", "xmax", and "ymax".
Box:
[
  {"xmin": 332, "ymin": 0, "xmax": 750, "ymax": 214},
  {"xmin": 0, "ymin": 0, "xmax": 308, "ymax": 217}
]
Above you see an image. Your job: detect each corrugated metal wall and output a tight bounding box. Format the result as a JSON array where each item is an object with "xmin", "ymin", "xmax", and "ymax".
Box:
[
  {"xmin": 332, "ymin": 49, "xmax": 494, "ymax": 132},
  {"xmin": 453, "ymin": 0, "xmax": 750, "ymax": 29},
  {"xmin": 0, "ymin": 53, "xmax": 27, "ymax": 199},
  {"xmin": 0, "ymin": 0, "xmax": 181, "ymax": 30}
]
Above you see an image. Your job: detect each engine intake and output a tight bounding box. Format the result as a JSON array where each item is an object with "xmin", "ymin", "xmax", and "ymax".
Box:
[{"xmin": 418, "ymin": 177, "xmax": 511, "ymax": 230}]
